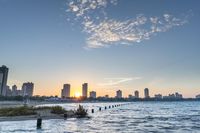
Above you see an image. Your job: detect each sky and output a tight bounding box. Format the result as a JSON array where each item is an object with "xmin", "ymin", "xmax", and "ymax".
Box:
[{"xmin": 0, "ymin": 0, "xmax": 200, "ymax": 98}]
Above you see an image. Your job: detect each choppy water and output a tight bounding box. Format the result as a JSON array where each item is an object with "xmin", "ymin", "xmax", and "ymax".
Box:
[{"xmin": 0, "ymin": 101, "xmax": 200, "ymax": 133}]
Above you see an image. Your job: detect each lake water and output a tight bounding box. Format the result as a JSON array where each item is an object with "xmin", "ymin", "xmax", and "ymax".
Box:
[{"xmin": 0, "ymin": 101, "xmax": 200, "ymax": 133}]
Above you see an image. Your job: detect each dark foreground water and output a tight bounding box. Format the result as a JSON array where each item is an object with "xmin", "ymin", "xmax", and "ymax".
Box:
[{"xmin": 0, "ymin": 101, "xmax": 200, "ymax": 133}]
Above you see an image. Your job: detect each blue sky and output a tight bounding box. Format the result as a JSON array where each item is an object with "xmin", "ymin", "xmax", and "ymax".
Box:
[{"xmin": 0, "ymin": 0, "xmax": 200, "ymax": 97}]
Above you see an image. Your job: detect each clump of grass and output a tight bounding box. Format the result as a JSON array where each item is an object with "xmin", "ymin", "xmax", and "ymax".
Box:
[
  {"xmin": 50, "ymin": 106, "xmax": 67, "ymax": 114},
  {"xmin": 75, "ymin": 105, "xmax": 88, "ymax": 118},
  {"xmin": 0, "ymin": 106, "xmax": 36, "ymax": 116}
]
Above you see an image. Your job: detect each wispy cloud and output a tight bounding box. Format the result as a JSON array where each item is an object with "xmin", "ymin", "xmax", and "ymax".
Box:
[
  {"xmin": 98, "ymin": 77, "xmax": 141, "ymax": 86},
  {"xmin": 66, "ymin": 0, "xmax": 190, "ymax": 48}
]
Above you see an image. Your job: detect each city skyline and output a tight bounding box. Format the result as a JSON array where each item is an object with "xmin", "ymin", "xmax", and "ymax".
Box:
[
  {"xmin": 1, "ymin": 0, "xmax": 200, "ymax": 98},
  {"xmin": 1, "ymin": 64, "xmax": 199, "ymax": 98}
]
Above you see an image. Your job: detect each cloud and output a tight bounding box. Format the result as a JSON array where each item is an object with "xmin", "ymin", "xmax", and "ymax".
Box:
[
  {"xmin": 98, "ymin": 77, "xmax": 141, "ymax": 86},
  {"xmin": 66, "ymin": 0, "xmax": 190, "ymax": 48}
]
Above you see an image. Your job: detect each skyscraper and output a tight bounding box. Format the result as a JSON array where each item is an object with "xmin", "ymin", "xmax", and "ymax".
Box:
[
  {"xmin": 0, "ymin": 65, "xmax": 9, "ymax": 96},
  {"xmin": 89, "ymin": 91, "xmax": 96, "ymax": 98},
  {"xmin": 135, "ymin": 90, "xmax": 139, "ymax": 98},
  {"xmin": 12, "ymin": 85, "xmax": 17, "ymax": 96},
  {"xmin": 61, "ymin": 84, "xmax": 71, "ymax": 98},
  {"xmin": 82, "ymin": 83, "xmax": 88, "ymax": 98},
  {"xmin": 22, "ymin": 82, "xmax": 34, "ymax": 97},
  {"xmin": 116, "ymin": 90, "xmax": 122, "ymax": 98},
  {"xmin": 144, "ymin": 88, "xmax": 150, "ymax": 98}
]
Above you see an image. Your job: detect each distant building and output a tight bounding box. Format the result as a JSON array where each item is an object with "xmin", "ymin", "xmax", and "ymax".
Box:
[
  {"xmin": 144, "ymin": 88, "xmax": 150, "ymax": 98},
  {"xmin": 6, "ymin": 86, "xmax": 12, "ymax": 96},
  {"xmin": 89, "ymin": 91, "xmax": 96, "ymax": 98},
  {"xmin": 22, "ymin": 82, "xmax": 34, "ymax": 97},
  {"xmin": 16, "ymin": 90, "xmax": 22, "ymax": 96},
  {"xmin": 196, "ymin": 94, "xmax": 200, "ymax": 99},
  {"xmin": 163, "ymin": 92, "xmax": 183, "ymax": 99},
  {"xmin": 154, "ymin": 94, "xmax": 162, "ymax": 99},
  {"xmin": 0, "ymin": 65, "xmax": 9, "ymax": 96},
  {"xmin": 61, "ymin": 84, "xmax": 70, "ymax": 98},
  {"xmin": 82, "ymin": 83, "xmax": 88, "ymax": 98},
  {"xmin": 12, "ymin": 85, "xmax": 17, "ymax": 96},
  {"xmin": 116, "ymin": 90, "xmax": 122, "ymax": 98},
  {"xmin": 135, "ymin": 90, "xmax": 139, "ymax": 98},
  {"xmin": 175, "ymin": 92, "xmax": 182, "ymax": 99}
]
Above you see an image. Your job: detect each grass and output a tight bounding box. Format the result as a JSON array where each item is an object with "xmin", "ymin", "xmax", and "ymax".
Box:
[
  {"xmin": 50, "ymin": 106, "xmax": 67, "ymax": 114},
  {"xmin": 0, "ymin": 105, "xmax": 88, "ymax": 118},
  {"xmin": 75, "ymin": 105, "xmax": 88, "ymax": 118},
  {"xmin": 0, "ymin": 106, "xmax": 36, "ymax": 116}
]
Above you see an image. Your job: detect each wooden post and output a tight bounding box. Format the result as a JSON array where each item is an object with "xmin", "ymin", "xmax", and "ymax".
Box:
[
  {"xmin": 92, "ymin": 109, "xmax": 94, "ymax": 113},
  {"xmin": 37, "ymin": 116, "xmax": 42, "ymax": 129},
  {"xmin": 64, "ymin": 113, "xmax": 68, "ymax": 119}
]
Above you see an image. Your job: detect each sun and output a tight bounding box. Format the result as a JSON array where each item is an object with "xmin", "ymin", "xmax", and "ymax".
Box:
[{"xmin": 74, "ymin": 92, "xmax": 81, "ymax": 98}]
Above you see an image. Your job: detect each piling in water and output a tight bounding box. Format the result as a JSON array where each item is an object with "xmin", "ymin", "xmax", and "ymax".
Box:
[
  {"xmin": 92, "ymin": 109, "xmax": 94, "ymax": 113},
  {"xmin": 99, "ymin": 107, "xmax": 101, "ymax": 111},
  {"xmin": 37, "ymin": 117, "xmax": 42, "ymax": 129},
  {"xmin": 64, "ymin": 113, "xmax": 68, "ymax": 119},
  {"xmin": 105, "ymin": 106, "xmax": 107, "ymax": 110}
]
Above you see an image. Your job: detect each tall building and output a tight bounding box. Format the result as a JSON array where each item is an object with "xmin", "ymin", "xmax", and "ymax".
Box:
[
  {"xmin": 12, "ymin": 85, "xmax": 17, "ymax": 96},
  {"xmin": 89, "ymin": 91, "xmax": 96, "ymax": 98},
  {"xmin": 0, "ymin": 65, "xmax": 9, "ymax": 96},
  {"xmin": 135, "ymin": 90, "xmax": 139, "ymax": 98},
  {"xmin": 82, "ymin": 83, "xmax": 88, "ymax": 98},
  {"xmin": 22, "ymin": 82, "xmax": 34, "ymax": 97},
  {"xmin": 116, "ymin": 90, "xmax": 122, "ymax": 98},
  {"xmin": 61, "ymin": 84, "xmax": 71, "ymax": 98},
  {"xmin": 6, "ymin": 86, "xmax": 12, "ymax": 96},
  {"xmin": 144, "ymin": 88, "xmax": 150, "ymax": 98}
]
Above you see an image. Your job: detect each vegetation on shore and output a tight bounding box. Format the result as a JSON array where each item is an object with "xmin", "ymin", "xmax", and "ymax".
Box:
[
  {"xmin": 0, "ymin": 106, "xmax": 36, "ymax": 117},
  {"xmin": 75, "ymin": 105, "xmax": 88, "ymax": 118},
  {"xmin": 0, "ymin": 105, "xmax": 88, "ymax": 118}
]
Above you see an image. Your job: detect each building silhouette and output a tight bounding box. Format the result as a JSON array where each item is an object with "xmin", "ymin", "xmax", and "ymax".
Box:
[
  {"xmin": 82, "ymin": 83, "xmax": 88, "ymax": 98},
  {"xmin": 89, "ymin": 91, "xmax": 96, "ymax": 98},
  {"xmin": 135, "ymin": 90, "xmax": 139, "ymax": 98},
  {"xmin": 11, "ymin": 85, "xmax": 17, "ymax": 96},
  {"xmin": 61, "ymin": 84, "xmax": 70, "ymax": 98},
  {"xmin": 6, "ymin": 85, "xmax": 12, "ymax": 96},
  {"xmin": 144, "ymin": 88, "xmax": 150, "ymax": 98},
  {"xmin": 154, "ymin": 94, "xmax": 162, "ymax": 99},
  {"xmin": 116, "ymin": 90, "xmax": 122, "ymax": 98},
  {"xmin": 22, "ymin": 82, "xmax": 34, "ymax": 97},
  {"xmin": 0, "ymin": 65, "xmax": 9, "ymax": 96}
]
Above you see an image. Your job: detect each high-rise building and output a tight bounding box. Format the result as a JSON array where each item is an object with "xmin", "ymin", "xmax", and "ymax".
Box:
[
  {"xmin": 12, "ymin": 85, "xmax": 17, "ymax": 96},
  {"xmin": 89, "ymin": 91, "xmax": 96, "ymax": 98},
  {"xmin": 61, "ymin": 84, "xmax": 70, "ymax": 98},
  {"xmin": 6, "ymin": 85, "xmax": 12, "ymax": 96},
  {"xmin": 22, "ymin": 82, "xmax": 34, "ymax": 97},
  {"xmin": 0, "ymin": 65, "xmax": 9, "ymax": 96},
  {"xmin": 116, "ymin": 90, "xmax": 122, "ymax": 98},
  {"xmin": 144, "ymin": 88, "xmax": 150, "ymax": 98},
  {"xmin": 82, "ymin": 83, "xmax": 88, "ymax": 98},
  {"xmin": 135, "ymin": 90, "xmax": 139, "ymax": 98}
]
